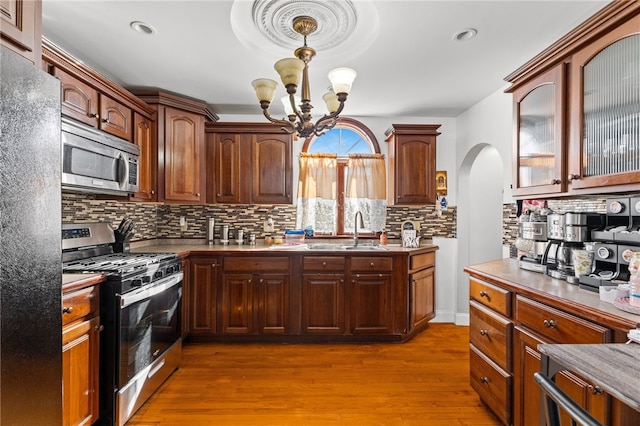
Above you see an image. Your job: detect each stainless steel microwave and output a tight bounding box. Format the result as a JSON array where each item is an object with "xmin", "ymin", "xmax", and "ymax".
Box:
[{"xmin": 61, "ymin": 117, "xmax": 139, "ymax": 196}]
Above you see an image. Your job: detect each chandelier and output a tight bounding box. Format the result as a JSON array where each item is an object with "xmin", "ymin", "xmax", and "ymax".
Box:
[{"xmin": 251, "ymin": 16, "xmax": 357, "ymax": 139}]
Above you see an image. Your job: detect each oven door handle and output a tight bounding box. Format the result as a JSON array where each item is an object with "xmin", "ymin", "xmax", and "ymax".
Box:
[{"xmin": 120, "ymin": 271, "xmax": 184, "ymax": 309}]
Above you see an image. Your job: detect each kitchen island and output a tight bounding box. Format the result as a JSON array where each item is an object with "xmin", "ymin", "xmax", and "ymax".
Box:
[
  {"xmin": 465, "ymin": 258, "xmax": 640, "ymax": 426},
  {"xmin": 132, "ymin": 240, "xmax": 438, "ymax": 343}
]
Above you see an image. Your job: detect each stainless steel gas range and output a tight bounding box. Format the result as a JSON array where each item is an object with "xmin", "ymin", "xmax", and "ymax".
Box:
[{"xmin": 62, "ymin": 222, "xmax": 183, "ymax": 426}]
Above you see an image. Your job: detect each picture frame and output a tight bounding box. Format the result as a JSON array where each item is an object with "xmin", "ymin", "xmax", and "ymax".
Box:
[{"xmin": 435, "ymin": 170, "xmax": 447, "ymax": 195}]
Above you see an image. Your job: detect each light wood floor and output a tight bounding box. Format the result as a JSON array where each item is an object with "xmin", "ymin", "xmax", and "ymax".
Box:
[{"xmin": 128, "ymin": 323, "xmax": 500, "ymax": 425}]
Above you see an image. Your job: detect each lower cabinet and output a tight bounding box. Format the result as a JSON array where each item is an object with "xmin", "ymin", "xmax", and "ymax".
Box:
[
  {"xmin": 62, "ymin": 285, "xmax": 101, "ymax": 426},
  {"xmin": 220, "ymin": 256, "xmax": 290, "ymax": 335},
  {"xmin": 302, "ymin": 256, "xmax": 346, "ymax": 334},
  {"xmin": 189, "ymin": 256, "xmax": 218, "ymax": 336},
  {"xmin": 184, "ymin": 249, "xmax": 437, "ymax": 341}
]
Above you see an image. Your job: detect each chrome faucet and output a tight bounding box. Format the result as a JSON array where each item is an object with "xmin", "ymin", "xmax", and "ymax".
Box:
[{"xmin": 354, "ymin": 211, "xmax": 364, "ymax": 247}]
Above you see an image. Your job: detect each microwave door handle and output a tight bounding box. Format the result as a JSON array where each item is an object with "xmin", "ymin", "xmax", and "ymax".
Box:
[{"xmin": 117, "ymin": 153, "xmax": 128, "ymax": 189}]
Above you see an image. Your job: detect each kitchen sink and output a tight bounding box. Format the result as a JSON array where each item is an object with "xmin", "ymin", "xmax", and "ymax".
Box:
[{"xmin": 306, "ymin": 243, "xmax": 387, "ymax": 251}]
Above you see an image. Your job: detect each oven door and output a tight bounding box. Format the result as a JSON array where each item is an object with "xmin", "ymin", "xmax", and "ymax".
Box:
[{"xmin": 118, "ymin": 272, "xmax": 183, "ymax": 386}]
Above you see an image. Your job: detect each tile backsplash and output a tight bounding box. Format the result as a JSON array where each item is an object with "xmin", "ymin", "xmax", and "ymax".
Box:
[{"xmin": 62, "ymin": 193, "xmax": 457, "ymax": 241}]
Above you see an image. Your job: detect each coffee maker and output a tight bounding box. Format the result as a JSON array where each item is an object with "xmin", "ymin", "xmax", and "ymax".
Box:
[{"xmin": 517, "ymin": 220, "xmax": 549, "ymax": 273}]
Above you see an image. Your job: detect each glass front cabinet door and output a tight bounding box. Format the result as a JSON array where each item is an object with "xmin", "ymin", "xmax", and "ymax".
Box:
[
  {"xmin": 512, "ymin": 64, "xmax": 566, "ymax": 197},
  {"xmin": 568, "ymin": 16, "xmax": 640, "ymax": 191}
]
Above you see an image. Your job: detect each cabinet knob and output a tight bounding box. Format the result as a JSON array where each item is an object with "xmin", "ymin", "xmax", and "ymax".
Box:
[
  {"xmin": 568, "ymin": 174, "xmax": 580, "ymax": 181},
  {"xmin": 260, "ymin": 279, "xmax": 264, "ymax": 283},
  {"xmin": 102, "ymin": 118, "xmax": 110, "ymax": 124},
  {"xmin": 62, "ymin": 306, "xmax": 74, "ymax": 314},
  {"xmin": 370, "ymin": 262, "xmax": 375, "ymax": 267},
  {"xmin": 95, "ymin": 324, "xmax": 104, "ymax": 332},
  {"xmin": 89, "ymin": 113, "xmax": 99, "ymax": 119},
  {"xmin": 543, "ymin": 319, "xmax": 557, "ymax": 329},
  {"xmin": 195, "ymin": 193, "xmax": 201, "ymax": 197},
  {"xmin": 590, "ymin": 385, "xmax": 603, "ymax": 395},
  {"xmin": 480, "ymin": 377, "xmax": 489, "ymax": 384},
  {"xmin": 150, "ymin": 190, "xmax": 155, "ymax": 195},
  {"xmin": 217, "ymin": 193, "xmax": 221, "ymax": 197},
  {"xmin": 480, "ymin": 329, "xmax": 489, "ymax": 336},
  {"xmin": 322, "ymin": 262, "xmax": 327, "ymax": 266},
  {"xmin": 551, "ymin": 178, "xmax": 561, "ymax": 185},
  {"xmin": 479, "ymin": 291, "xmax": 489, "ymax": 298}
]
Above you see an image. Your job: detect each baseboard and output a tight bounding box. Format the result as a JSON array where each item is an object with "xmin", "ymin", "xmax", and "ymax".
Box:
[{"xmin": 455, "ymin": 313, "xmax": 470, "ymax": 326}]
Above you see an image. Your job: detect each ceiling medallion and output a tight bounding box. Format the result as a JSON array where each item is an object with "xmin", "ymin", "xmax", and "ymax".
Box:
[{"xmin": 251, "ymin": 0, "xmax": 358, "ymax": 52}]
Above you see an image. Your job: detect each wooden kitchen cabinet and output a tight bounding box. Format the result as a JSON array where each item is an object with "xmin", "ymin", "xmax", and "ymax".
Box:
[
  {"xmin": 206, "ymin": 122, "xmax": 293, "ymax": 204},
  {"xmin": 301, "ymin": 256, "xmax": 346, "ymax": 334},
  {"xmin": 349, "ymin": 256, "xmax": 393, "ymax": 334},
  {"xmin": 52, "ymin": 66, "xmax": 133, "ymax": 141},
  {"xmin": 136, "ymin": 91, "xmax": 217, "ymax": 204},
  {"xmin": 130, "ymin": 112, "xmax": 157, "ymax": 201},
  {"xmin": 188, "ymin": 256, "xmax": 219, "ymax": 336},
  {"xmin": 409, "ymin": 251, "xmax": 436, "ymax": 331},
  {"xmin": 62, "ymin": 285, "xmax": 100, "ymax": 426},
  {"xmin": 220, "ymin": 256, "xmax": 290, "ymax": 335},
  {"xmin": 385, "ymin": 124, "xmax": 440, "ymax": 205},
  {"xmin": 0, "ymin": 0, "xmax": 41, "ymax": 64},
  {"xmin": 505, "ymin": 2, "xmax": 640, "ymax": 199}
]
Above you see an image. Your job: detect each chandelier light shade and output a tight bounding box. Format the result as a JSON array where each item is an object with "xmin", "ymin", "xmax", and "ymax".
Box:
[{"xmin": 251, "ymin": 15, "xmax": 357, "ymax": 139}]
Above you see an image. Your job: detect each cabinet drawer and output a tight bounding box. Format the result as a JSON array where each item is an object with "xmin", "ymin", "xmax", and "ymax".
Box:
[
  {"xmin": 410, "ymin": 252, "xmax": 435, "ymax": 270},
  {"xmin": 470, "ymin": 344, "xmax": 512, "ymax": 426},
  {"xmin": 469, "ymin": 278, "xmax": 512, "ymax": 317},
  {"xmin": 470, "ymin": 300, "xmax": 513, "ymax": 372},
  {"xmin": 62, "ymin": 285, "xmax": 99, "ymax": 326},
  {"xmin": 303, "ymin": 256, "xmax": 346, "ymax": 272},
  {"xmin": 515, "ymin": 296, "xmax": 611, "ymax": 344},
  {"xmin": 350, "ymin": 257, "xmax": 393, "ymax": 272},
  {"xmin": 224, "ymin": 256, "xmax": 289, "ymax": 272}
]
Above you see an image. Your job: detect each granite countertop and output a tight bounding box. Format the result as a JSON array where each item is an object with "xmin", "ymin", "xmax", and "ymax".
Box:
[
  {"xmin": 539, "ymin": 343, "xmax": 640, "ymax": 411},
  {"xmin": 464, "ymin": 258, "xmax": 640, "ymax": 330},
  {"xmin": 130, "ymin": 239, "xmax": 439, "ymax": 258}
]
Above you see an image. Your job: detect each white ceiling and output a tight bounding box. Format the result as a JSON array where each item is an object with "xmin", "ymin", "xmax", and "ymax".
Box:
[{"xmin": 41, "ymin": 0, "xmax": 609, "ymax": 119}]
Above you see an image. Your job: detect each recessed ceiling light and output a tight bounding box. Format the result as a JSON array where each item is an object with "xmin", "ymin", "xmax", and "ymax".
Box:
[
  {"xmin": 453, "ymin": 28, "xmax": 477, "ymax": 42},
  {"xmin": 130, "ymin": 21, "xmax": 157, "ymax": 35}
]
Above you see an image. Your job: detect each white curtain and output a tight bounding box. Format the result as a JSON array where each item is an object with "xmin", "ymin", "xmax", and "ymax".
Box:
[
  {"xmin": 344, "ymin": 154, "xmax": 387, "ymax": 233},
  {"xmin": 296, "ymin": 153, "xmax": 338, "ymax": 234}
]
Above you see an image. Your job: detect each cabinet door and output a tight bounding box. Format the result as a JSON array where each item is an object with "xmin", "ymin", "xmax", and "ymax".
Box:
[
  {"xmin": 350, "ymin": 273, "xmax": 392, "ymax": 334},
  {"xmin": 568, "ymin": 17, "xmax": 640, "ymax": 191},
  {"xmin": 220, "ymin": 273, "xmax": 253, "ymax": 334},
  {"xmin": 163, "ymin": 107, "xmax": 204, "ymax": 203},
  {"xmin": 189, "ymin": 257, "xmax": 219, "ymax": 336},
  {"xmin": 255, "ymin": 273, "xmax": 289, "ymax": 334},
  {"xmin": 62, "ymin": 316, "xmax": 100, "ymax": 426},
  {"xmin": 99, "ymin": 95, "xmax": 132, "ymax": 141},
  {"xmin": 252, "ymin": 133, "xmax": 292, "ymax": 204},
  {"xmin": 211, "ymin": 132, "xmax": 245, "ymax": 203},
  {"xmin": 301, "ymin": 273, "xmax": 345, "ymax": 334},
  {"xmin": 512, "ymin": 64, "xmax": 566, "ymax": 196},
  {"xmin": 0, "ymin": 0, "xmax": 40, "ymax": 63},
  {"xmin": 409, "ymin": 267, "xmax": 435, "ymax": 331},
  {"xmin": 53, "ymin": 67, "xmax": 100, "ymax": 127},
  {"xmin": 394, "ymin": 135, "xmax": 436, "ymax": 204},
  {"xmin": 131, "ymin": 113, "xmax": 156, "ymax": 201},
  {"xmin": 513, "ymin": 327, "xmax": 607, "ymax": 426}
]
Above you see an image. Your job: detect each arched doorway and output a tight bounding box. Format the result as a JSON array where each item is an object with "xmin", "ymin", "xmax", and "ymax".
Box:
[{"xmin": 456, "ymin": 144, "xmax": 504, "ymax": 323}]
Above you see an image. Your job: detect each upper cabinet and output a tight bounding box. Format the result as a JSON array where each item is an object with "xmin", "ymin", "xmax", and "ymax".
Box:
[
  {"xmin": 385, "ymin": 124, "xmax": 440, "ymax": 205},
  {"xmin": 206, "ymin": 122, "xmax": 293, "ymax": 205},
  {"xmin": 135, "ymin": 91, "xmax": 217, "ymax": 204},
  {"xmin": 0, "ymin": 0, "xmax": 41, "ymax": 64},
  {"xmin": 506, "ymin": 2, "xmax": 640, "ymax": 199}
]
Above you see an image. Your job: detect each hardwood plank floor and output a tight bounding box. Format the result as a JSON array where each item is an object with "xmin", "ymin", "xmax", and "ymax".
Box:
[{"xmin": 128, "ymin": 323, "xmax": 500, "ymax": 425}]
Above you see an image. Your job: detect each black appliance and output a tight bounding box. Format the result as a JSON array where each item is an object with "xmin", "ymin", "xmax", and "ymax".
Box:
[
  {"xmin": 1, "ymin": 46, "xmax": 62, "ymax": 425},
  {"xmin": 62, "ymin": 222, "xmax": 183, "ymax": 426}
]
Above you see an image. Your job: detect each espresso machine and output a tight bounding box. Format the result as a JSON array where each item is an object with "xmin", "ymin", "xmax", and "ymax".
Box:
[{"xmin": 517, "ymin": 220, "xmax": 549, "ymax": 273}]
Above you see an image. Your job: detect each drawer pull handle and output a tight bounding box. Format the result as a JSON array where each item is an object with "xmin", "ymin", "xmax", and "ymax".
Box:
[
  {"xmin": 95, "ymin": 324, "xmax": 104, "ymax": 332},
  {"xmin": 543, "ymin": 319, "xmax": 557, "ymax": 329},
  {"xmin": 479, "ymin": 291, "xmax": 489, "ymax": 298},
  {"xmin": 480, "ymin": 329, "xmax": 489, "ymax": 336},
  {"xmin": 370, "ymin": 262, "xmax": 375, "ymax": 267},
  {"xmin": 480, "ymin": 377, "xmax": 489, "ymax": 384},
  {"xmin": 590, "ymin": 385, "xmax": 603, "ymax": 395},
  {"xmin": 322, "ymin": 262, "xmax": 327, "ymax": 266},
  {"xmin": 62, "ymin": 306, "xmax": 74, "ymax": 314}
]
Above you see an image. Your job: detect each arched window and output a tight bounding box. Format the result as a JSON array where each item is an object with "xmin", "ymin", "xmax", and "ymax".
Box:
[{"xmin": 297, "ymin": 118, "xmax": 386, "ymax": 236}]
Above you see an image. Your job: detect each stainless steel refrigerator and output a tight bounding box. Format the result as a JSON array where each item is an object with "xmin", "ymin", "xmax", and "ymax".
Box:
[{"xmin": 0, "ymin": 45, "xmax": 62, "ymax": 425}]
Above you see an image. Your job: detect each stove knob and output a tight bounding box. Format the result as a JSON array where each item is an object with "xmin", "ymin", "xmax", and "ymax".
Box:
[
  {"xmin": 166, "ymin": 266, "xmax": 174, "ymax": 275},
  {"xmin": 131, "ymin": 278, "xmax": 143, "ymax": 287},
  {"xmin": 142, "ymin": 276, "xmax": 151, "ymax": 283},
  {"xmin": 154, "ymin": 270, "xmax": 164, "ymax": 279}
]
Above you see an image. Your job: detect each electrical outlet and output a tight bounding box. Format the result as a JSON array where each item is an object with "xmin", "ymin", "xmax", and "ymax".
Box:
[
  {"xmin": 263, "ymin": 216, "xmax": 275, "ymax": 233},
  {"xmin": 179, "ymin": 216, "xmax": 187, "ymax": 232}
]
